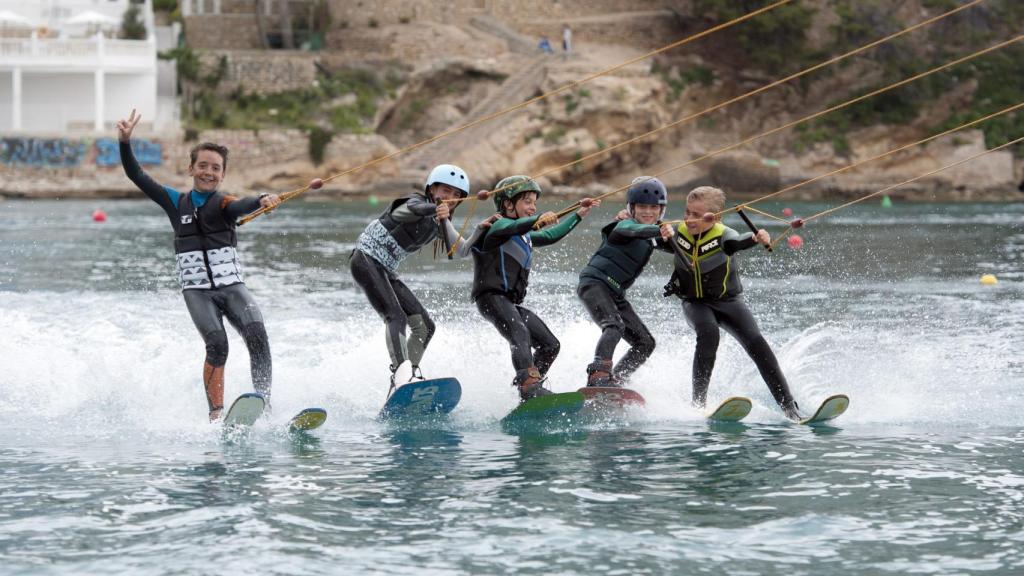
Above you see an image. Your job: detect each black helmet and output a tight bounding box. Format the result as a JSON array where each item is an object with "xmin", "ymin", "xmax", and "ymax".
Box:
[{"xmin": 627, "ymin": 176, "xmax": 667, "ymax": 218}]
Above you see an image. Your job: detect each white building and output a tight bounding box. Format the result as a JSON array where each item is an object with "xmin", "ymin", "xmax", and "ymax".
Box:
[{"xmin": 0, "ymin": 0, "xmax": 170, "ymax": 133}]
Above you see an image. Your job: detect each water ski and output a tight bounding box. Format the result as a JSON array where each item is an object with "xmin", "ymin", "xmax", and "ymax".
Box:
[
  {"xmin": 223, "ymin": 392, "xmax": 265, "ymax": 428},
  {"xmin": 578, "ymin": 387, "xmax": 645, "ymax": 411},
  {"xmin": 287, "ymin": 408, "xmax": 327, "ymax": 432},
  {"xmin": 705, "ymin": 396, "xmax": 752, "ymax": 422},
  {"xmin": 799, "ymin": 394, "xmax": 850, "ymax": 425},
  {"xmin": 501, "ymin": 391, "xmax": 585, "ymax": 425},
  {"xmin": 379, "ymin": 377, "xmax": 462, "ymax": 420}
]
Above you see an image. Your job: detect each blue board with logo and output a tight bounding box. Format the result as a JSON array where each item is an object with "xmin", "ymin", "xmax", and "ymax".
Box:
[{"xmin": 379, "ymin": 378, "xmax": 462, "ymax": 419}]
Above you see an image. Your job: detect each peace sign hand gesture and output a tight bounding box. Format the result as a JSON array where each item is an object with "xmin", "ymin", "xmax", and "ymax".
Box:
[{"xmin": 117, "ymin": 109, "xmax": 141, "ymax": 142}]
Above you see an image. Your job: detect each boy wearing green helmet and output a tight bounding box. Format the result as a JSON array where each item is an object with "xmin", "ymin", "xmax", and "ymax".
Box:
[{"xmin": 471, "ymin": 176, "xmax": 599, "ymax": 401}]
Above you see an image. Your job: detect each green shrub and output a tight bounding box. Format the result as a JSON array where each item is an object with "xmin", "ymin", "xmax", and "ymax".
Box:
[
  {"xmin": 309, "ymin": 127, "xmax": 334, "ymax": 165},
  {"xmin": 693, "ymin": 0, "xmax": 815, "ymax": 72}
]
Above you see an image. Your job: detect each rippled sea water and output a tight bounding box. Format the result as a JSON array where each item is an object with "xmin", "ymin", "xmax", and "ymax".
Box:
[{"xmin": 1, "ymin": 198, "xmax": 1022, "ymax": 575}]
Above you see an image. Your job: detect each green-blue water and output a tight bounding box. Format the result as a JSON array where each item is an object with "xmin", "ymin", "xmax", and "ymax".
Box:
[{"xmin": 1, "ymin": 198, "xmax": 1022, "ymax": 574}]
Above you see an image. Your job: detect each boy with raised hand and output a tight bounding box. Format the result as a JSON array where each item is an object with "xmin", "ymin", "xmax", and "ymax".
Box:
[
  {"xmin": 664, "ymin": 186, "xmax": 802, "ymax": 420},
  {"xmin": 577, "ymin": 176, "xmax": 673, "ymax": 387},
  {"xmin": 471, "ymin": 175, "xmax": 599, "ymax": 401},
  {"xmin": 117, "ymin": 109, "xmax": 280, "ymax": 421}
]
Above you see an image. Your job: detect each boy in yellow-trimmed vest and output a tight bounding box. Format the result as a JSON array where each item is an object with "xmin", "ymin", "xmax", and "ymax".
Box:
[{"xmin": 663, "ymin": 186, "xmax": 803, "ymax": 421}]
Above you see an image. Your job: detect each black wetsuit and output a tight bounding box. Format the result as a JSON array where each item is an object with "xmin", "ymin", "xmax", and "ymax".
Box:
[
  {"xmin": 120, "ymin": 141, "xmax": 271, "ymax": 413},
  {"xmin": 577, "ymin": 219, "xmax": 659, "ymax": 381},
  {"xmin": 472, "ymin": 213, "xmax": 581, "ymax": 385},
  {"xmin": 351, "ymin": 193, "xmax": 475, "ymax": 372},
  {"xmin": 663, "ymin": 222, "xmax": 795, "ymax": 409}
]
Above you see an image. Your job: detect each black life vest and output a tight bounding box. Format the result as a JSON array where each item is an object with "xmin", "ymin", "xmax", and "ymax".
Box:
[{"xmin": 578, "ymin": 220, "xmax": 656, "ymax": 295}]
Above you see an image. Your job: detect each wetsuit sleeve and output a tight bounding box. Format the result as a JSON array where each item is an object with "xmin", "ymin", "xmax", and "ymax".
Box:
[
  {"xmin": 119, "ymin": 140, "xmax": 178, "ymax": 220},
  {"xmin": 609, "ymin": 220, "xmax": 661, "ymax": 244},
  {"xmin": 402, "ymin": 194, "xmax": 439, "ymax": 218},
  {"xmin": 480, "ymin": 216, "xmax": 541, "ymax": 250},
  {"xmin": 220, "ymin": 195, "xmax": 262, "ymax": 221},
  {"xmin": 530, "ymin": 213, "xmax": 582, "ymax": 247},
  {"xmin": 722, "ymin": 226, "xmax": 758, "ymax": 254},
  {"xmin": 444, "ymin": 219, "xmax": 486, "ymax": 259}
]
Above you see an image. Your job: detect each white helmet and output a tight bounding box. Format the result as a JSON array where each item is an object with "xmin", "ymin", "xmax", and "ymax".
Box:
[{"xmin": 424, "ymin": 164, "xmax": 469, "ymax": 198}]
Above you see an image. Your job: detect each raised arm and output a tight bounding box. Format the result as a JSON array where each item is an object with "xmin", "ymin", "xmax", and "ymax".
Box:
[{"xmin": 117, "ymin": 109, "xmax": 178, "ymax": 218}]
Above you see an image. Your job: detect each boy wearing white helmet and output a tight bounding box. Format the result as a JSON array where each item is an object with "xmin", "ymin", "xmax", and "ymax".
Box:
[{"xmin": 351, "ymin": 164, "xmax": 492, "ymax": 391}]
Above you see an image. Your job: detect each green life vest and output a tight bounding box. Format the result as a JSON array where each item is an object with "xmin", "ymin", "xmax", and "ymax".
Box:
[{"xmin": 668, "ymin": 222, "xmax": 744, "ymax": 300}]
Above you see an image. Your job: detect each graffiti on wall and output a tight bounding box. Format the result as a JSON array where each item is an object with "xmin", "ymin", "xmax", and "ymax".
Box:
[
  {"xmin": 95, "ymin": 138, "xmax": 163, "ymax": 167},
  {"xmin": 0, "ymin": 137, "xmax": 162, "ymax": 168},
  {"xmin": 0, "ymin": 138, "xmax": 87, "ymax": 167}
]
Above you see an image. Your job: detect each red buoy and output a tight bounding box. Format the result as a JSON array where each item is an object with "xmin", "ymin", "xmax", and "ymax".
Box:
[
  {"xmin": 782, "ymin": 207, "xmax": 793, "ymax": 217},
  {"xmin": 477, "ymin": 189, "xmax": 490, "ymax": 201},
  {"xmin": 701, "ymin": 212, "xmax": 716, "ymax": 223},
  {"xmin": 787, "ymin": 234, "xmax": 804, "ymax": 249},
  {"xmin": 309, "ymin": 178, "xmax": 324, "ymax": 189},
  {"xmin": 92, "ymin": 209, "xmax": 107, "ymax": 223}
]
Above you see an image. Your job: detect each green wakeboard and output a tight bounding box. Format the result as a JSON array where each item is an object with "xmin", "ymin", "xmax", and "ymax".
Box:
[{"xmin": 501, "ymin": 391, "xmax": 585, "ymax": 426}]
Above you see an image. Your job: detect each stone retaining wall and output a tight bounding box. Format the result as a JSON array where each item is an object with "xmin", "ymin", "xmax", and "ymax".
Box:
[{"xmin": 198, "ymin": 50, "xmax": 319, "ymax": 96}]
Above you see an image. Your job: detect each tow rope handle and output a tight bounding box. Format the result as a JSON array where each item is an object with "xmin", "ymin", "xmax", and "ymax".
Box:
[{"xmin": 735, "ymin": 207, "xmax": 772, "ymax": 252}]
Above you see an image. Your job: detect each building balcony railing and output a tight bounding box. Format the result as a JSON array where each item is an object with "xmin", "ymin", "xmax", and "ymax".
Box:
[{"xmin": 0, "ymin": 35, "xmax": 155, "ymax": 71}]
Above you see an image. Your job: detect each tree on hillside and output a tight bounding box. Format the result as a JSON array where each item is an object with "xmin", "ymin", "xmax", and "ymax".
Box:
[{"xmin": 120, "ymin": 5, "xmax": 147, "ymax": 40}]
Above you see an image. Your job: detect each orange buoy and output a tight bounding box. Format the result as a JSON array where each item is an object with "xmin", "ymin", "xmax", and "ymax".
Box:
[
  {"xmin": 787, "ymin": 234, "xmax": 804, "ymax": 249},
  {"xmin": 92, "ymin": 209, "xmax": 107, "ymax": 223}
]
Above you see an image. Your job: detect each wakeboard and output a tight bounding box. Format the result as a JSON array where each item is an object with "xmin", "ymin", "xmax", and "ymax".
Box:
[
  {"xmin": 379, "ymin": 377, "xmax": 462, "ymax": 419},
  {"xmin": 501, "ymin": 391, "xmax": 585, "ymax": 426},
  {"xmin": 287, "ymin": 407, "xmax": 327, "ymax": 432},
  {"xmin": 223, "ymin": 392, "xmax": 265, "ymax": 428},
  {"xmin": 799, "ymin": 394, "xmax": 850, "ymax": 425},
  {"xmin": 578, "ymin": 387, "xmax": 645, "ymax": 414},
  {"xmin": 705, "ymin": 396, "xmax": 752, "ymax": 422}
]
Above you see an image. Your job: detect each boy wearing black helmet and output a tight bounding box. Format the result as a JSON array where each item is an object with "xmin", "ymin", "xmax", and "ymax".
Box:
[
  {"xmin": 471, "ymin": 176, "xmax": 599, "ymax": 401},
  {"xmin": 577, "ymin": 176, "xmax": 673, "ymax": 387},
  {"xmin": 351, "ymin": 164, "xmax": 488, "ymax": 392}
]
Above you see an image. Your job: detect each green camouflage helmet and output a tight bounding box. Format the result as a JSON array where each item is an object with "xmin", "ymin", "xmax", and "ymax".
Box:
[{"xmin": 492, "ymin": 175, "xmax": 542, "ymax": 212}]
